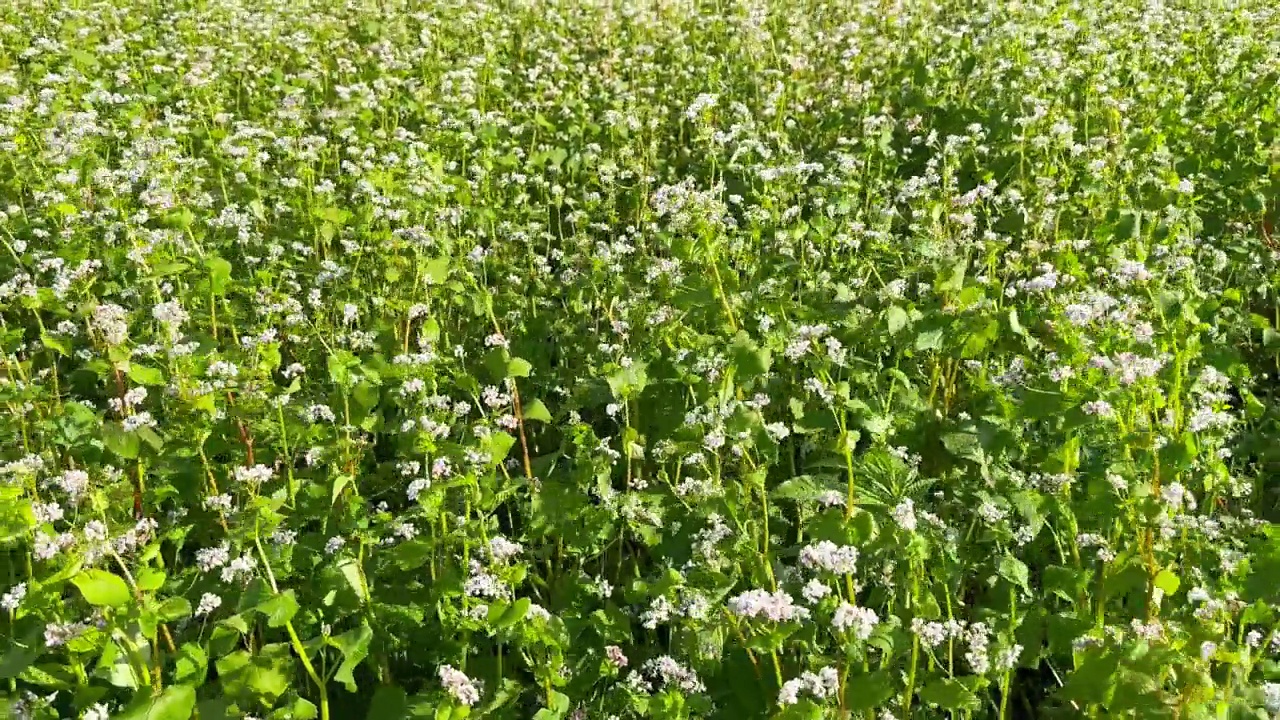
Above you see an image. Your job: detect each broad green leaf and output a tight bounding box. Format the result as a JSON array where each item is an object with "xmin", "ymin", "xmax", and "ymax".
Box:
[
  {"xmin": 605, "ymin": 361, "xmax": 648, "ymax": 399},
  {"xmin": 157, "ymin": 597, "xmax": 192, "ymax": 622},
  {"xmin": 117, "ymin": 683, "xmax": 197, "ymax": 720},
  {"xmin": 523, "ymin": 398, "xmax": 552, "ymax": 422},
  {"xmin": 330, "ymin": 621, "xmax": 373, "ymax": 692},
  {"xmin": 1058, "ymin": 649, "xmax": 1120, "ymax": 705},
  {"xmin": 103, "ymin": 423, "xmax": 141, "ymax": 459},
  {"xmin": 1154, "ymin": 569, "xmax": 1180, "ymax": 596},
  {"xmin": 507, "ymin": 356, "xmax": 532, "ymax": 378},
  {"xmin": 332, "ymin": 474, "xmax": 354, "ymax": 505},
  {"xmin": 174, "ymin": 643, "xmax": 207, "ymax": 685},
  {"xmin": 137, "ymin": 567, "xmax": 166, "ymax": 591},
  {"xmin": 41, "ymin": 333, "xmax": 70, "ymax": 356},
  {"xmin": 998, "ymin": 554, "xmax": 1030, "ymax": 593},
  {"xmin": 256, "ymin": 591, "xmax": 299, "ymax": 628},
  {"xmin": 73, "ymin": 569, "xmax": 131, "ymax": 607},
  {"xmin": 206, "ymin": 256, "xmax": 232, "ymax": 294},
  {"xmin": 0, "ymin": 631, "xmax": 41, "ymax": 680},
  {"xmin": 291, "ymin": 698, "xmax": 319, "ymax": 720},
  {"xmin": 367, "ymin": 685, "xmax": 409, "ymax": 720},
  {"xmin": 886, "ymin": 306, "xmax": 909, "ymax": 335},
  {"xmin": 843, "ymin": 671, "xmax": 894, "ymax": 711},
  {"xmin": 422, "ymin": 257, "xmax": 450, "ymax": 284},
  {"xmin": 338, "ymin": 558, "xmax": 369, "ymax": 604},
  {"xmin": 729, "ymin": 331, "xmax": 772, "ymax": 380},
  {"xmin": 914, "ymin": 328, "xmax": 943, "ymax": 351},
  {"xmin": 128, "ymin": 364, "xmax": 165, "ymax": 386},
  {"xmin": 919, "ymin": 678, "xmax": 981, "ymax": 710},
  {"xmin": 494, "ymin": 597, "xmax": 531, "ymax": 630}
]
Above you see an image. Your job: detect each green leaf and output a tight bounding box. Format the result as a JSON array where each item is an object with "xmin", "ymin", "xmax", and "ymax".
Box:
[
  {"xmin": 942, "ymin": 432, "xmax": 984, "ymax": 462},
  {"xmin": 41, "ymin": 333, "xmax": 70, "ymax": 356},
  {"xmin": 117, "ymin": 683, "xmax": 197, "ymax": 720},
  {"xmin": 1008, "ymin": 308, "xmax": 1040, "ymax": 348},
  {"xmin": 422, "ymin": 257, "xmax": 451, "ymax": 285},
  {"xmin": 1154, "ymin": 569, "xmax": 1180, "ymax": 596},
  {"xmin": 605, "ymin": 361, "xmax": 649, "ymax": 399},
  {"xmin": 493, "ymin": 597, "xmax": 531, "ymax": 629},
  {"xmin": 998, "ymin": 554, "xmax": 1030, "ymax": 593},
  {"xmin": 256, "ymin": 591, "xmax": 299, "ymax": 628},
  {"xmin": 1043, "ymin": 565, "xmax": 1089, "ymax": 603},
  {"xmin": 137, "ymin": 567, "xmax": 166, "ymax": 591},
  {"xmin": 330, "ymin": 621, "xmax": 373, "ymax": 692},
  {"xmin": 338, "ymin": 558, "xmax": 369, "ymax": 604},
  {"xmin": 206, "ymin": 257, "xmax": 233, "ymax": 294},
  {"xmin": 886, "ymin": 306, "xmax": 909, "ymax": 335},
  {"xmin": 215, "ymin": 650, "xmax": 292, "ymax": 702},
  {"xmin": 100, "ymin": 641, "xmax": 140, "ymax": 688},
  {"xmin": 174, "ymin": 644, "xmax": 207, "ymax": 685},
  {"xmin": 523, "ymin": 398, "xmax": 552, "ymax": 423},
  {"xmin": 128, "ymin": 364, "xmax": 165, "ymax": 386},
  {"xmin": 367, "ymin": 685, "xmax": 409, "ymax": 720},
  {"xmin": 483, "ymin": 432, "xmax": 516, "ymax": 467},
  {"xmin": 332, "ymin": 474, "xmax": 354, "ymax": 505},
  {"xmin": 0, "ymin": 631, "xmax": 41, "ymax": 680},
  {"xmin": 157, "ymin": 597, "xmax": 192, "ymax": 622},
  {"xmin": 937, "ymin": 257, "xmax": 968, "ymax": 293},
  {"xmin": 327, "ymin": 350, "xmax": 358, "ymax": 387},
  {"xmin": 729, "ymin": 331, "xmax": 772, "ymax": 380},
  {"xmin": 291, "ymin": 698, "xmax": 319, "ymax": 720},
  {"xmin": 73, "ymin": 569, "xmax": 131, "ymax": 607},
  {"xmin": 103, "ymin": 423, "xmax": 141, "ymax": 459},
  {"xmin": 770, "ymin": 476, "xmax": 825, "ymax": 503},
  {"xmin": 1058, "ymin": 649, "xmax": 1120, "ymax": 705},
  {"xmin": 392, "ymin": 540, "xmax": 433, "ymax": 570},
  {"xmin": 137, "ymin": 425, "xmax": 165, "ymax": 452},
  {"xmin": 1259, "ymin": 325, "xmax": 1280, "ymax": 348},
  {"xmin": 919, "ymin": 678, "xmax": 980, "ymax": 710},
  {"xmin": 218, "ymin": 615, "xmax": 251, "ymax": 635},
  {"xmin": 843, "ymin": 671, "xmax": 894, "ymax": 711},
  {"xmin": 914, "ymin": 328, "xmax": 943, "ymax": 352},
  {"xmin": 507, "ymin": 356, "xmax": 532, "ymax": 378},
  {"xmin": 961, "ymin": 318, "xmax": 998, "ymax": 358},
  {"xmin": 1116, "ymin": 209, "xmax": 1140, "ymax": 240}
]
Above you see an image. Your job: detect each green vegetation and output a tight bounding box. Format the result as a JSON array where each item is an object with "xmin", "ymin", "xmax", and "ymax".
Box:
[{"xmin": 2, "ymin": 0, "xmax": 1280, "ymax": 718}]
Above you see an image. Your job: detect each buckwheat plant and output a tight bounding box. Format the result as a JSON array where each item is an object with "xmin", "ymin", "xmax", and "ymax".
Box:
[{"xmin": 2, "ymin": 0, "xmax": 1280, "ymax": 719}]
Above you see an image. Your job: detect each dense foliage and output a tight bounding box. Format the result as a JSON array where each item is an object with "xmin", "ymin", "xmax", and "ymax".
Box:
[{"xmin": 3, "ymin": 0, "xmax": 1280, "ymax": 718}]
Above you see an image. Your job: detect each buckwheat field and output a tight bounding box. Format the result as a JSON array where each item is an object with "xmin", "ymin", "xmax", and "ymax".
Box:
[{"xmin": 4, "ymin": 0, "xmax": 1280, "ymax": 718}]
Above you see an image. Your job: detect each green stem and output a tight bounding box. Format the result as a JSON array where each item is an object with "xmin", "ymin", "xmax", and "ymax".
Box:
[{"xmin": 255, "ymin": 526, "xmax": 328, "ymax": 720}]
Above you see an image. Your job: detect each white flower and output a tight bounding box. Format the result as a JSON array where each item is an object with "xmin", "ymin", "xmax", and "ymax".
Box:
[
  {"xmin": 892, "ymin": 499, "xmax": 917, "ymax": 532},
  {"xmin": 728, "ymin": 589, "xmax": 809, "ymax": 622},
  {"xmin": 220, "ymin": 554, "xmax": 258, "ymax": 584},
  {"xmin": 606, "ymin": 645, "xmax": 628, "ymax": 668},
  {"xmin": 196, "ymin": 592, "xmax": 222, "ymax": 616},
  {"xmin": 488, "ymin": 536, "xmax": 523, "ymax": 561},
  {"xmin": 801, "ymin": 579, "xmax": 831, "ymax": 603},
  {"xmin": 1265, "ymin": 683, "xmax": 1280, "ymax": 713},
  {"xmin": 832, "ymin": 602, "xmax": 879, "ymax": 639},
  {"xmin": 1, "ymin": 583, "xmax": 27, "ymax": 611},
  {"xmin": 778, "ymin": 667, "xmax": 839, "ymax": 706},
  {"xmin": 799, "ymin": 541, "xmax": 858, "ymax": 574},
  {"xmin": 92, "ymin": 303, "xmax": 129, "ymax": 345},
  {"xmin": 152, "ymin": 300, "xmax": 189, "ymax": 330},
  {"xmin": 233, "ymin": 464, "xmax": 274, "ymax": 486},
  {"xmin": 438, "ymin": 665, "xmax": 481, "ymax": 706},
  {"xmin": 196, "ymin": 543, "xmax": 230, "ymax": 572},
  {"xmin": 53, "ymin": 469, "xmax": 90, "ymax": 500}
]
